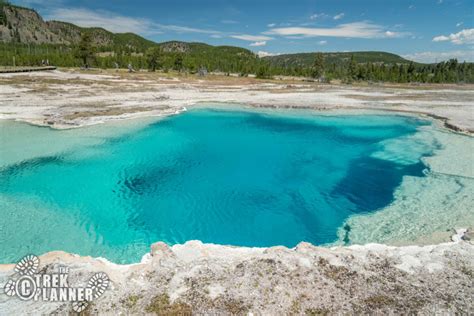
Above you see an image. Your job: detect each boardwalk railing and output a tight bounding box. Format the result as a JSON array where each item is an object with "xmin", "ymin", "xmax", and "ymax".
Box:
[{"xmin": 0, "ymin": 66, "xmax": 57, "ymax": 74}]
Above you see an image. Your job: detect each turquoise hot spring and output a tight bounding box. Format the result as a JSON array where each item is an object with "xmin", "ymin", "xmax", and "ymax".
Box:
[{"xmin": 0, "ymin": 106, "xmax": 473, "ymax": 264}]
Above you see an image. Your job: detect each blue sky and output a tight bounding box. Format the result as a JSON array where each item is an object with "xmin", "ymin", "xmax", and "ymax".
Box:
[{"xmin": 14, "ymin": 0, "xmax": 474, "ymax": 62}]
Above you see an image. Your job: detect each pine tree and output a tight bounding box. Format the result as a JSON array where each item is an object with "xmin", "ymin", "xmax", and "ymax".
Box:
[
  {"xmin": 256, "ymin": 63, "xmax": 271, "ymax": 79},
  {"xmin": 311, "ymin": 53, "xmax": 325, "ymax": 79},
  {"xmin": 0, "ymin": 0, "xmax": 8, "ymax": 26},
  {"xmin": 173, "ymin": 53, "xmax": 184, "ymax": 72},
  {"xmin": 349, "ymin": 54, "xmax": 357, "ymax": 80},
  {"xmin": 74, "ymin": 32, "xmax": 94, "ymax": 68},
  {"xmin": 407, "ymin": 62, "xmax": 416, "ymax": 81},
  {"xmin": 145, "ymin": 46, "xmax": 162, "ymax": 72}
]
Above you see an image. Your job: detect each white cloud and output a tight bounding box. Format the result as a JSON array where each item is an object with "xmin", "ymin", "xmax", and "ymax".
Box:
[
  {"xmin": 257, "ymin": 51, "xmax": 280, "ymax": 57},
  {"xmin": 408, "ymin": 5, "xmax": 416, "ymax": 9},
  {"xmin": 285, "ymin": 36, "xmax": 307, "ymax": 39},
  {"xmin": 318, "ymin": 40, "xmax": 327, "ymax": 45},
  {"xmin": 249, "ymin": 41, "xmax": 267, "ymax": 47},
  {"xmin": 221, "ymin": 20, "xmax": 238, "ymax": 24},
  {"xmin": 433, "ymin": 29, "xmax": 474, "ymax": 45},
  {"xmin": 267, "ymin": 23, "xmax": 276, "ymax": 27},
  {"xmin": 433, "ymin": 35, "xmax": 450, "ymax": 41},
  {"xmin": 45, "ymin": 8, "xmax": 221, "ymax": 35},
  {"xmin": 384, "ymin": 30, "xmax": 406, "ymax": 38},
  {"xmin": 437, "ymin": 0, "xmax": 443, "ymax": 3},
  {"xmin": 310, "ymin": 13, "xmax": 328, "ymax": 20},
  {"xmin": 210, "ymin": 34, "xmax": 222, "ymax": 38},
  {"xmin": 231, "ymin": 34, "xmax": 273, "ymax": 41},
  {"xmin": 46, "ymin": 8, "xmax": 152, "ymax": 34},
  {"xmin": 402, "ymin": 50, "xmax": 474, "ymax": 63},
  {"xmin": 333, "ymin": 13, "xmax": 345, "ymax": 20},
  {"xmin": 456, "ymin": 22, "xmax": 463, "ymax": 27},
  {"xmin": 157, "ymin": 24, "xmax": 220, "ymax": 35},
  {"xmin": 266, "ymin": 22, "xmax": 406, "ymax": 39}
]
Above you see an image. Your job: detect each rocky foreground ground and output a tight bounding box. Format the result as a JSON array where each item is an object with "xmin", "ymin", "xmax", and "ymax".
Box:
[{"xmin": 0, "ymin": 230, "xmax": 472, "ymax": 315}]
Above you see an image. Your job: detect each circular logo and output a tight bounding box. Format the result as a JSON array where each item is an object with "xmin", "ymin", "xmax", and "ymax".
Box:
[{"xmin": 15, "ymin": 276, "xmax": 37, "ymax": 301}]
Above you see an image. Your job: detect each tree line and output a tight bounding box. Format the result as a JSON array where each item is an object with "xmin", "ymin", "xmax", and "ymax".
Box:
[
  {"xmin": 0, "ymin": 35, "xmax": 473, "ymax": 83},
  {"xmin": 291, "ymin": 53, "xmax": 474, "ymax": 84}
]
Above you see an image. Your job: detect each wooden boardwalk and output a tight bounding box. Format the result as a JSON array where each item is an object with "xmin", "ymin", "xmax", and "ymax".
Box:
[{"xmin": 0, "ymin": 66, "xmax": 57, "ymax": 74}]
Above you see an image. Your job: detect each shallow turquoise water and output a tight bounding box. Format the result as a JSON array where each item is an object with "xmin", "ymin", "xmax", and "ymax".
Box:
[{"xmin": 0, "ymin": 109, "xmax": 437, "ymax": 263}]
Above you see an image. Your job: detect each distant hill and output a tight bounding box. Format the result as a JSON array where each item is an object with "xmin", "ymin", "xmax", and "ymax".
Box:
[
  {"xmin": 264, "ymin": 52, "xmax": 413, "ymax": 68},
  {"xmin": 0, "ymin": 2, "xmax": 409, "ymax": 64},
  {"xmin": 0, "ymin": 2, "xmax": 157, "ymax": 52},
  {"xmin": 159, "ymin": 41, "xmax": 255, "ymax": 58}
]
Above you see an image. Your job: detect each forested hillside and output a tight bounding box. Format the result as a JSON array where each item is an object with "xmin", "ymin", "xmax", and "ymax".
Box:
[
  {"xmin": 266, "ymin": 53, "xmax": 473, "ymax": 83},
  {"xmin": 264, "ymin": 52, "xmax": 411, "ymax": 68}
]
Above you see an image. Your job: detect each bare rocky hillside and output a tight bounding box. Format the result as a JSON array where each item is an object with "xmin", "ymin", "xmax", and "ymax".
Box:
[
  {"xmin": 0, "ymin": 4, "xmax": 67, "ymax": 44},
  {"xmin": 0, "ymin": 3, "xmax": 152, "ymax": 50}
]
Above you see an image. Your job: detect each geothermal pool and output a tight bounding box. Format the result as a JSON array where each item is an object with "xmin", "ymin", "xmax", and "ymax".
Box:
[{"xmin": 0, "ymin": 107, "xmax": 472, "ymax": 263}]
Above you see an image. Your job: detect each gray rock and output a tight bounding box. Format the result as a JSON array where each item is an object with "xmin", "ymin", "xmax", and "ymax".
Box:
[{"xmin": 1, "ymin": 236, "xmax": 473, "ymax": 315}]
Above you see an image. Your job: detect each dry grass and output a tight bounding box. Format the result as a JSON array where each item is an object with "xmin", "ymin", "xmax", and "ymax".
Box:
[
  {"xmin": 145, "ymin": 293, "xmax": 192, "ymax": 316},
  {"xmin": 63, "ymin": 106, "xmax": 156, "ymax": 120},
  {"xmin": 363, "ymin": 295, "xmax": 397, "ymax": 309}
]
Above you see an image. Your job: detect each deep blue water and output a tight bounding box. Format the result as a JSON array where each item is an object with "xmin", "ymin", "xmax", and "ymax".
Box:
[{"xmin": 0, "ymin": 109, "xmax": 433, "ymax": 263}]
